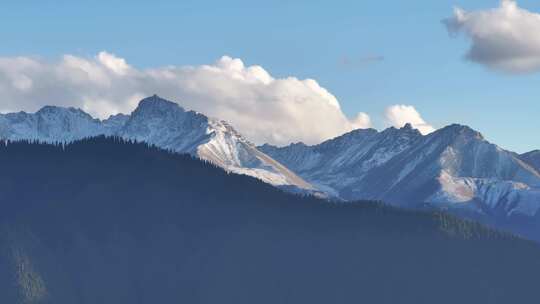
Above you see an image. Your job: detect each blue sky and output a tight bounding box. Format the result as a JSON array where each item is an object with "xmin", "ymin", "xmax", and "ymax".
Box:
[{"xmin": 1, "ymin": 0, "xmax": 539, "ymax": 152}]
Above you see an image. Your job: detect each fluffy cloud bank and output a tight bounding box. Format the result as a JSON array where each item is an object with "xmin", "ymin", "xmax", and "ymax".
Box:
[
  {"xmin": 443, "ymin": 0, "xmax": 540, "ymax": 74},
  {"xmin": 384, "ymin": 105, "xmax": 435, "ymax": 135},
  {"xmin": 0, "ymin": 52, "xmax": 372, "ymax": 145},
  {"xmin": 0, "ymin": 51, "xmax": 435, "ymax": 144}
]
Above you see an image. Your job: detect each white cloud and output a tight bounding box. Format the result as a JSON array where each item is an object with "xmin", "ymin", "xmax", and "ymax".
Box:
[
  {"xmin": 350, "ymin": 112, "xmax": 372, "ymax": 130},
  {"xmin": 0, "ymin": 52, "xmax": 372, "ymax": 146},
  {"xmin": 97, "ymin": 52, "xmax": 132, "ymax": 76},
  {"xmin": 384, "ymin": 105, "xmax": 435, "ymax": 135},
  {"xmin": 443, "ymin": 0, "xmax": 540, "ymax": 73}
]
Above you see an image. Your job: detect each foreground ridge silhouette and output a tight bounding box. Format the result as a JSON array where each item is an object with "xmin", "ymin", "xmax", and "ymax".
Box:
[{"xmin": 0, "ymin": 137, "xmax": 539, "ymax": 304}]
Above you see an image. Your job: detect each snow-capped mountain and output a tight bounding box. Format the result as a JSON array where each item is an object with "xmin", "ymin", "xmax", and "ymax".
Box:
[
  {"xmin": 260, "ymin": 124, "xmax": 422, "ymax": 197},
  {"xmin": 0, "ymin": 95, "xmax": 314, "ymax": 192},
  {"xmin": 117, "ymin": 96, "xmax": 313, "ymax": 190},
  {"xmin": 261, "ymin": 124, "xmax": 540, "ymax": 219},
  {"xmin": 0, "ymin": 106, "xmax": 114, "ymax": 142},
  {"xmin": 1, "ymin": 95, "xmax": 538, "ymax": 238}
]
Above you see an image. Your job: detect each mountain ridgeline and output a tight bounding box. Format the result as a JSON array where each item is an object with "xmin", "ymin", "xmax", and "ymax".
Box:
[
  {"xmin": 0, "ymin": 95, "xmax": 313, "ymax": 192},
  {"xmin": 0, "ymin": 137, "xmax": 539, "ymax": 304},
  {"xmin": 520, "ymin": 150, "xmax": 540, "ymax": 172},
  {"xmin": 261, "ymin": 123, "xmax": 540, "ymax": 241},
  {"xmin": 0, "ymin": 95, "xmax": 539, "ymax": 241}
]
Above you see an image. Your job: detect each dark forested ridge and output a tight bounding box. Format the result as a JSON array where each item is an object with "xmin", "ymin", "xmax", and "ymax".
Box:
[{"xmin": 0, "ymin": 137, "xmax": 539, "ymax": 304}]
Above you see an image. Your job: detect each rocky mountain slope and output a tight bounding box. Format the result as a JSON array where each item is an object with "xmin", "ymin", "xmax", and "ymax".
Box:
[{"xmin": 261, "ymin": 124, "xmax": 540, "ymax": 238}]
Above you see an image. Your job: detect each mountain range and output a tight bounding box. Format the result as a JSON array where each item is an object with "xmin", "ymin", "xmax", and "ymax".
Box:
[
  {"xmin": 1, "ymin": 95, "xmax": 539, "ymax": 240},
  {"xmin": 0, "ymin": 95, "xmax": 313, "ymax": 193},
  {"xmin": 260, "ymin": 124, "xmax": 540, "ymax": 214},
  {"xmin": 261, "ymin": 123, "xmax": 540, "ymax": 240}
]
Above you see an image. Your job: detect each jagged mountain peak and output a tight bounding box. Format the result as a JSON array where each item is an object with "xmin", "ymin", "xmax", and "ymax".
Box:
[
  {"xmin": 131, "ymin": 95, "xmax": 192, "ymax": 118},
  {"xmin": 315, "ymin": 128, "xmax": 379, "ymax": 151},
  {"xmin": 262, "ymin": 121, "xmax": 540, "ymax": 227},
  {"xmin": 36, "ymin": 105, "xmax": 94, "ymax": 119},
  {"xmin": 383, "ymin": 123, "xmax": 414, "ymax": 132},
  {"xmin": 402, "ymin": 122, "xmax": 414, "ymax": 130},
  {"xmin": 0, "ymin": 104, "xmax": 105, "ymax": 142},
  {"xmin": 102, "ymin": 113, "xmax": 130, "ymax": 133},
  {"xmin": 103, "ymin": 113, "xmax": 130, "ymax": 122},
  {"xmin": 121, "ymin": 96, "xmax": 314, "ymax": 191},
  {"xmin": 434, "ymin": 123, "xmax": 484, "ymax": 141},
  {"xmin": 394, "ymin": 123, "xmax": 421, "ymax": 134},
  {"xmin": 321, "ymin": 124, "xmax": 424, "ymax": 151},
  {"xmin": 133, "ymin": 95, "xmax": 247, "ymax": 144},
  {"xmin": 262, "ymin": 125, "xmax": 422, "ymax": 153},
  {"xmin": 331, "ymin": 127, "xmax": 378, "ymax": 140},
  {"xmin": 0, "ymin": 96, "xmax": 315, "ymax": 193},
  {"xmin": 135, "ymin": 94, "xmax": 182, "ymax": 111},
  {"xmin": 129, "ymin": 95, "xmax": 216, "ymax": 134},
  {"xmin": 380, "ymin": 124, "xmax": 423, "ymax": 141},
  {"xmin": 287, "ymin": 142, "xmax": 310, "ymax": 149}
]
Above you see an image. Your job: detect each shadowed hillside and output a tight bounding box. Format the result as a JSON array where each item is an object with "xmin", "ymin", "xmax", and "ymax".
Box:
[{"xmin": 0, "ymin": 137, "xmax": 539, "ymax": 304}]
